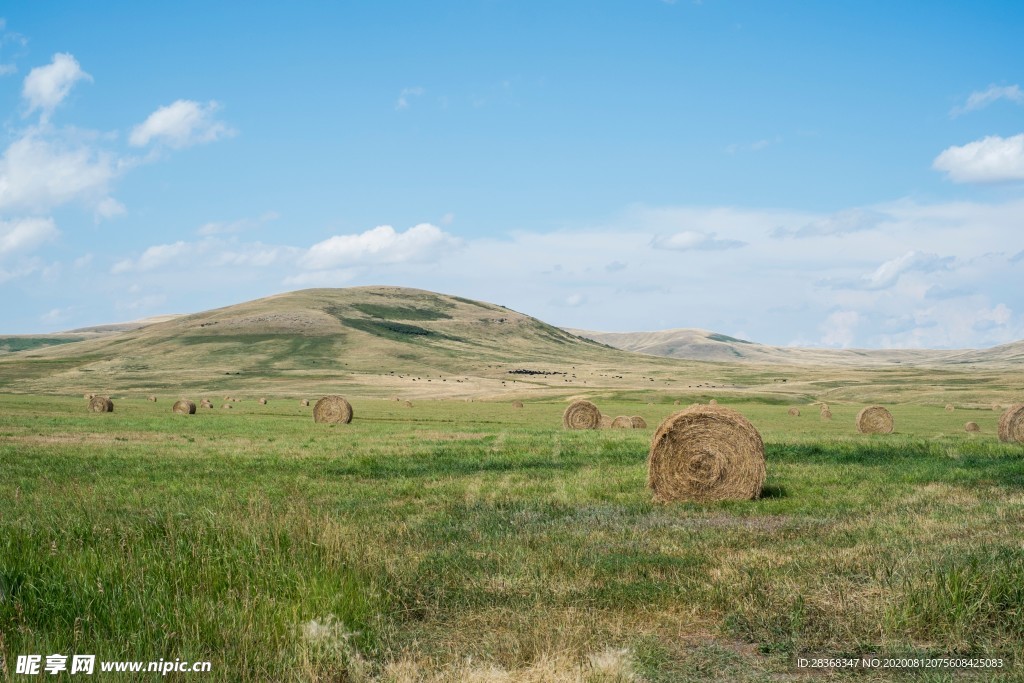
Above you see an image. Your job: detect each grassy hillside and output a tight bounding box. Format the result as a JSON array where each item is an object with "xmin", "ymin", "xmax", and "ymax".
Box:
[{"xmin": 1, "ymin": 287, "xmax": 1022, "ymax": 409}]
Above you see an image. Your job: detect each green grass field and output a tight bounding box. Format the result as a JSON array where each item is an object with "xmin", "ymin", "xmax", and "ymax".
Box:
[{"xmin": 2, "ymin": 395, "xmax": 1022, "ymax": 681}]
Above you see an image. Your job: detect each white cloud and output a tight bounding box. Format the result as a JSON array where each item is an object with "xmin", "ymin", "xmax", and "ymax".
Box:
[
  {"xmin": 112, "ymin": 241, "xmax": 191, "ymax": 274},
  {"xmin": 0, "ymin": 217, "xmax": 57, "ymax": 257},
  {"xmin": 395, "ymin": 86, "xmax": 425, "ymax": 110},
  {"xmin": 129, "ymin": 100, "xmax": 234, "ymax": 148},
  {"xmin": 860, "ymin": 251, "xmax": 953, "ymax": 290},
  {"xmin": 933, "ymin": 134, "xmax": 1024, "ymax": 183},
  {"xmin": 22, "ymin": 53, "xmax": 92, "ymax": 122},
  {"xmin": 651, "ymin": 230, "xmax": 745, "ymax": 251},
  {"xmin": 0, "ymin": 131, "xmax": 118, "ymax": 213},
  {"xmin": 820, "ymin": 310, "xmax": 860, "ymax": 348},
  {"xmin": 302, "ymin": 223, "xmax": 460, "ymax": 269},
  {"xmin": 951, "ymin": 84, "xmax": 1024, "ymax": 117}
]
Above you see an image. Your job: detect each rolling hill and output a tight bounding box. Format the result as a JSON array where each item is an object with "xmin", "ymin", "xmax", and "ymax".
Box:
[
  {"xmin": 1, "ymin": 286, "xmax": 1021, "ymax": 407},
  {"xmin": 568, "ymin": 328, "xmax": 1024, "ymax": 368}
]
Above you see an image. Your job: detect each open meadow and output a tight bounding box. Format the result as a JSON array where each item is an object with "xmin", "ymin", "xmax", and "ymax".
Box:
[{"xmin": 2, "ymin": 393, "xmax": 1022, "ymax": 681}]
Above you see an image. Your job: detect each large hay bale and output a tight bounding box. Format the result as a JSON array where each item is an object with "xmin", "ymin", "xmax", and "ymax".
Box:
[
  {"xmin": 512, "ymin": 401, "xmax": 524, "ymax": 409},
  {"xmin": 997, "ymin": 404, "xmax": 1024, "ymax": 443},
  {"xmin": 563, "ymin": 400, "xmax": 601, "ymax": 430},
  {"xmin": 611, "ymin": 415, "xmax": 633, "ymax": 429},
  {"xmin": 856, "ymin": 405, "xmax": 894, "ymax": 434},
  {"xmin": 600, "ymin": 414, "xmax": 613, "ymax": 428},
  {"xmin": 820, "ymin": 409, "xmax": 833, "ymax": 421},
  {"xmin": 172, "ymin": 399, "xmax": 196, "ymax": 415},
  {"xmin": 788, "ymin": 407, "xmax": 800, "ymax": 417},
  {"xmin": 944, "ymin": 404, "xmax": 955, "ymax": 412},
  {"xmin": 965, "ymin": 421, "xmax": 980, "ymax": 433},
  {"xmin": 88, "ymin": 396, "xmax": 113, "ymax": 413},
  {"xmin": 631, "ymin": 416, "xmax": 647, "ymax": 428},
  {"xmin": 314, "ymin": 395, "xmax": 353, "ymax": 424},
  {"xmin": 647, "ymin": 405, "xmax": 765, "ymax": 502},
  {"xmin": 300, "ymin": 399, "xmax": 310, "ymax": 407},
  {"xmin": 258, "ymin": 397, "xmax": 267, "ymax": 405}
]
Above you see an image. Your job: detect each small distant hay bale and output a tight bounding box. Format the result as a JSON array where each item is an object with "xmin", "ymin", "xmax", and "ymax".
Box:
[
  {"xmin": 221, "ymin": 403, "xmax": 232, "ymax": 410},
  {"xmin": 200, "ymin": 400, "xmax": 213, "ymax": 409},
  {"xmin": 631, "ymin": 416, "xmax": 647, "ymax": 428},
  {"xmin": 600, "ymin": 414, "xmax": 613, "ymax": 428},
  {"xmin": 88, "ymin": 396, "xmax": 113, "ymax": 413},
  {"xmin": 172, "ymin": 399, "xmax": 196, "ymax": 415},
  {"xmin": 856, "ymin": 405, "xmax": 894, "ymax": 434},
  {"xmin": 562, "ymin": 400, "xmax": 601, "ymax": 430},
  {"xmin": 314, "ymin": 395, "xmax": 353, "ymax": 424},
  {"xmin": 83, "ymin": 393, "xmax": 94, "ymax": 399},
  {"xmin": 673, "ymin": 400, "xmax": 680, "ymax": 406},
  {"xmin": 611, "ymin": 415, "xmax": 633, "ymax": 429},
  {"xmin": 148, "ymin": 395, "xmax": 157, "ymax": 402},
  {"xmin": 708, "ymin": 399, "xmax": 718, "ymax": 406},
  {"xmin": 512, "ymin": 400, "xmax": 524, "ymax": 408},
  {"xmin": 820, "ymin": 409, "xmax": 833, "ymax": 421},
  {"xmin": 300, "ymin": 399, "xmax": 310, "ymax": 407},
  {"xmin": 944, "ymin": 404, "xmax": 955, "ymax": 412},
  {"xmin": 403, "ymin": 400, "xmax": 413, "ymax": 408},
  {"xmin": 992, "ymin": 403, "xmax": 1001, "ymax": 412},
  {"xmin": 965, "ymin": 421, "xmax": 980, "ymax": 433},
  {"xmin": 258, "ymin": 398, "xmax": 267, "ymax": 405},
  {"xmin": 997, "ymin": 404, "xmax": 1024, "ymax": 443},
  {"xmin": 788, "ymin": 407, "xmax": 800, "ymax": 417},
  {"xmin": 648, "ymin": 404, "xmax": 765, "ymax": 502},
  {"xmin": 819, "ymin": 402, "xmax": 829, "ymax": 412}
]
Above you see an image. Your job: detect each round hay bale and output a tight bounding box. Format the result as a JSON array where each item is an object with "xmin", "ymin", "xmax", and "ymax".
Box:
[
  {"xmin": 708, "ymin": 399, "xmax": 718, "ymax": 406},
  {"xmin": 993, "ymin": 403, "xmax": 1001, "ymax": 412},
  {"xmin": 313, "ymin": 395, "xmax": 353, "ymax": 424},
  {"xmin": 631, "ymin": 416, "xmax": 648, "ymax": 429},
  {"xmin": 965, "ymin": 421, "xmax": 980, "ymax": 433},
  {"xmin": 647, "ymin": 404, "xmax": 765, "ymax": 502},
  {"xmin": 856, "ymin": 405, "xmax": 894, "ymax": 434},
  {"xmin": 562, "ymin": 400, "xmax": 601, "ymax": 430},
  {"xmin": 611, "ymin": 415, "xmax": 633, "ymax": 429},
  {"xmin": 600, "ymin": 414, "xmax": 613, "ymax": 429},
  {"xmin": 944, "ymin": 404, "xmax": 955, "ymax": 412},
  {"xmin": 403, "ymin": 400, "xmax": 413, "ymax": 408},
  {"xmin": 820, "ymin": 409, "xmax": 833, "ymax": 421},
  {"xmin": 148, "ymin": 395, "xmax": 157, "ymax": 402},
  {"xmin": 512, "ymin": 400, "xmax": 524, "ymax": 409},
  {"xmin": 819, "ymin": 402, "xmax": 829, "ymax": 412},
  {"xmin": 221, "ymin": 403, "xmax": 232, "ymax": 410},
  {"xmin": 258, "ymin": 397, "xmax": 267, "ymax": 405},
  {"xmin": 172, "ymin": 399, "xmax": 196, "ymax": 415},
  {"xmin": 673, "ymin": 400, "xmax": 680, "ymax": 406},
  {"xmin": 300, "ymin": 399, "xmax": 310, "ymax": 407},
  {"xmin": 83, "ymin": 393, "xmax": 94, "ymax": 400},
  {"xmin": 997, "ymin": 404, "xmax": 1024, "ymax": 443},
  {"xmin": 200, "ymin": 400, "xmax": 213, "ymax": 409},
  {"xmin": 88, "ymin": 396, "xmax": 113, "ymax": 413},
  {"xmin": 787, "ymin": 407, "xmax": 800, "ymax": 417}
]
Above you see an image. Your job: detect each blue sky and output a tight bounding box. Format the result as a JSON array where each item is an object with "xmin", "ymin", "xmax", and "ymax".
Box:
[{"xmin": 1, "ymin": 1, "xmax": 1023, "ymax": 348}]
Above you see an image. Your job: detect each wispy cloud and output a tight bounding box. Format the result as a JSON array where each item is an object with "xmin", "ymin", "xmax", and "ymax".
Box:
[
  {"xmin": 651, "ymin": 230, "xmax": 745, "ymax": 251},
  {"xmin": 395, "ymin": 86, "xmax": 425, "ymax": 110},
  {"xmin": 951, "ymin": 84, "xmax": 1024, "ymax": 117},
  {"xmin": 130, "ymin": 100, "xmax": 235, "ymax": 149},
  {"xmin": 933, "ymin": 133, "xmax": 1024, "ymax": 183}
]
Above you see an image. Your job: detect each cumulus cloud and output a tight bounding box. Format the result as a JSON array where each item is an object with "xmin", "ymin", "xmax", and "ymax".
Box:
[
  {"xmin": 302, "ymin": 223, "xmax": 459, "ymax": 269},
  {"xmin": 129, "ymin": 99, "xmax": 234, "ymax": 148},
  {"xmin": 111, "ymin": 238, "xmax": 294, "ymax": 274},
  {"xmin": 22, "ymin": 53, "xmax": 91, "ymax": 122},
  {"xmin": 0, "ymin": 217, "xmax": 57, "ymax": 257},
  {"xmin": 651, "ymin": 230, "xmax": 745, "ymax": 251},
  {"xmin": 951, "ymin": 84, "xmax": 1024, "ymax": 117},
  {"xmin": 395, "ymin": 86, "xmax": 425, "ymax": 110},
  {"xmin": 933, "ymin": 134, "xmax": 1024, "ymax": 183},
  {"xmin": 0, "ymin": 131, "xmax": 119, "ymax": 213}
]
